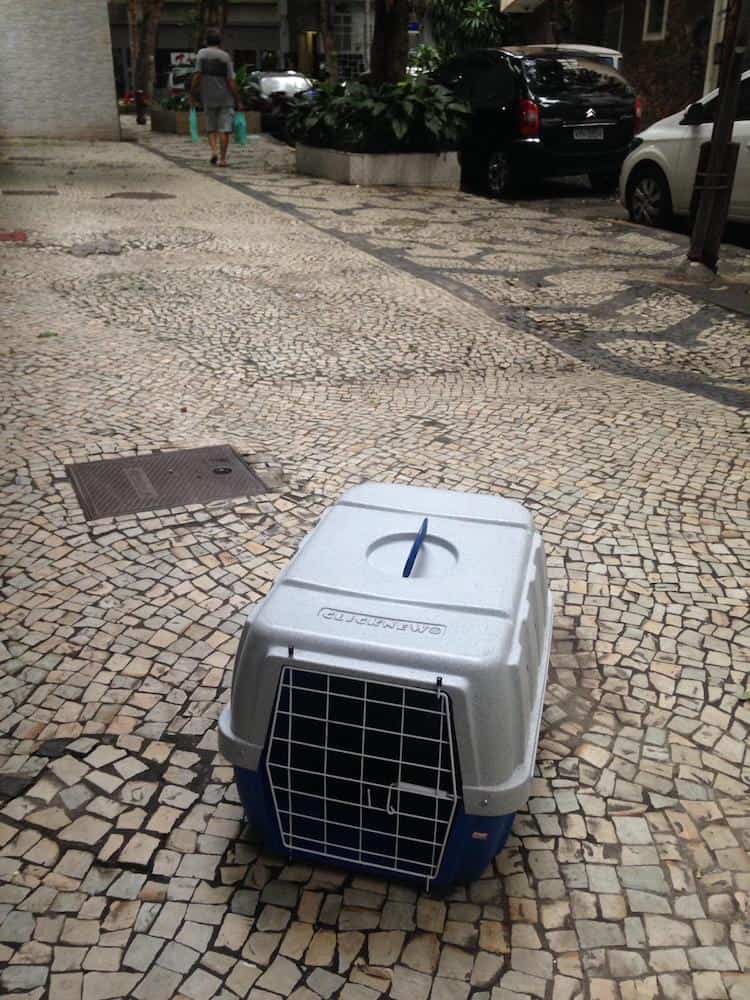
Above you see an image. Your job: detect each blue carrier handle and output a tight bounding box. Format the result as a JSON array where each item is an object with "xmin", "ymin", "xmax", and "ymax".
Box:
[{"xmin": 402, "ymin": 518, "xmax": 428, "ymax": 578}]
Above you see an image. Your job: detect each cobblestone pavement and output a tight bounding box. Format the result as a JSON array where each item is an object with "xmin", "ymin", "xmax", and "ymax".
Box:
[{"xmin": 1, "ymin": 132, "xmax": 749, "ymax": 1000}]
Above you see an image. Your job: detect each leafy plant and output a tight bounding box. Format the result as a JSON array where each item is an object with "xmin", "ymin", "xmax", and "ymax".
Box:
[
  {"xmin": 288, "ymin": 77, "xmax": 470, "ymax": 154},
  {"xmin": 234, "ymin": 64, "xmax": 253, "ymax": 90},
  {"xmin": 430, "ymin": 0, "xmax": 507, "ymax": 57},
  {"xmin": 407, "ymin": 44, "xmax": 444, "ymax": 77},
  {"xmin": 157, "ymin": 94, "xmax": 191, "ymax": 110}
]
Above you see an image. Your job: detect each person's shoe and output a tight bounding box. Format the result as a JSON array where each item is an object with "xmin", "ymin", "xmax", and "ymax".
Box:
[{"xmin": 210, "ymin": 154, "xmax": 218, "ymax": 165}]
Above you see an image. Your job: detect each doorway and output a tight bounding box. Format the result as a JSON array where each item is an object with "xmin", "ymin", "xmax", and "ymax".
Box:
[{"xmin": 297, "ymin": 31, "xmax": 318, "ymax": 76}]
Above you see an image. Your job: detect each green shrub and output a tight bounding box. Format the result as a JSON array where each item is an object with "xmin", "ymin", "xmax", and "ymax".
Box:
[
  {"xmin": 407, "ymin": 44, "xmax": 444, "ymax": 77},
  {"xmin": 431, "ymin": 0, "xmax": 507, "ymax": 56},
  {"xmin": 235, "ymin": 64, "xmax": 253, "ymax": 90},
  {"xmin": 288, "ymin": 77, "xmax": 470, "ymax": 154},
  {"xmin": 157, "ymin": 94, "xmax": 191, "ymax": 111}
]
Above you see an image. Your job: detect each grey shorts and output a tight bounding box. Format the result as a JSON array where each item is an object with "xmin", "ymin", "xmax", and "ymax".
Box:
[{"xmin": 205, "ymin": 106, "xmax": 234, "ymax": 133}]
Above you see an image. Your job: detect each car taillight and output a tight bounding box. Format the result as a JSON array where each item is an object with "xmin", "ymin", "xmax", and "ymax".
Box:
[
  {"xmin": 519, "ymin": 99, "xmax": 540, "ymax": 139},
  {"xmin": 635, "ymin": 97, "xmax": 642, "ymax": 129}
]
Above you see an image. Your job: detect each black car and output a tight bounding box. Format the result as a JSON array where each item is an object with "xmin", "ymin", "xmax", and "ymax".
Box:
[
  {"xmin": 243, "ymin": 71, "xmax": 316, "ymax": 136},
  {"xmin": 434, "ymin": 47, "xmax": 640, "ymax": 197}
]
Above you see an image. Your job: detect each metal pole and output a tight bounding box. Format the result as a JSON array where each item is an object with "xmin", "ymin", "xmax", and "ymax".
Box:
[{"xmin": 688, "ymin": 0, "xmax": 750, "ymax": 271}]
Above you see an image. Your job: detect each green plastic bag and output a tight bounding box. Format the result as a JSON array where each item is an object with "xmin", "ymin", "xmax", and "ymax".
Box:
[
  {"xmin": 189, "ymin": 107, "xmax": 200, "ymax": 143},
  {"xmin": 234, "ymin": 111, "xmax": 248, "ymax": 146}
]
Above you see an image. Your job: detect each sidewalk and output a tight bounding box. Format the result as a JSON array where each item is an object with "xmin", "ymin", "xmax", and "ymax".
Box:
[
  {"xmin": 139, "ymin": 126, "xmax": 750, "ymax": 410},
  {"xmin": 0, "ymin": 134, "xmax": 749, "ymax": 1000}
]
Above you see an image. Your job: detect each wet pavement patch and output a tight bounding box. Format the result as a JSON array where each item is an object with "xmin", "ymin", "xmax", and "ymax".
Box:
[
  {"xmin": 105, "ymin": 191, "xmax": 176, "ymax": 200},
  {"xmin": 66, "ymin": 445, "xmax": 268, "ymax": 520}
]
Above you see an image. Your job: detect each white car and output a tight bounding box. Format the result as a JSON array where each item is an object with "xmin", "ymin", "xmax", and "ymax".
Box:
[
  {"xmin": 620, "ymin": 70, "xmax": 750, "ymax": 227},
  {"xmin": 167, "ymin": 64, "xmax": 196, "ymax": 97}
]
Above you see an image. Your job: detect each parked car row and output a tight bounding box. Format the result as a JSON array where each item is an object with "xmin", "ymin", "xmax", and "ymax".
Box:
[
  {"xmin": 158, "ymin": 47, "xmax": 750, "ymax": 232},
  {"xmin": 430, "ymin": 46, "xmax": 750, "ymax": 232}
]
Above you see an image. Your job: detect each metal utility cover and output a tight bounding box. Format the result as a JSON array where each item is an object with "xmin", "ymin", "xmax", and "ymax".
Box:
[{"xmin": 67, "ymin": 445, "xmax": 267, "ymax": 521}]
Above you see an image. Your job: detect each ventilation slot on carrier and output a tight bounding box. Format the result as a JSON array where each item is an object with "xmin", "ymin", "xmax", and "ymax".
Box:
[{"xmin": 265, "ymin": 666, "xmax": 460, "ymax": 884}]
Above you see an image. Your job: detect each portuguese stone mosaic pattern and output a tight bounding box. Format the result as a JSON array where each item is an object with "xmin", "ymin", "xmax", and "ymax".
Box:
[{"xmin": 0, "ymin": 133, "xmax": 748, "ymax": 1000}]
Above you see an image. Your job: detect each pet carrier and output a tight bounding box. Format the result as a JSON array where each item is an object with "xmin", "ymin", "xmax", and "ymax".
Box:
[{"xmin": 219, "ymin": 482, "xmax": 552, "ymax": 888}]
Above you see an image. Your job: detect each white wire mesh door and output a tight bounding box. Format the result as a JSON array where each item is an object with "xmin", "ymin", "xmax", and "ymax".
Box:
[{"xmin": 265, "ymin": 666, "xmax": 460, "ymax": 883}]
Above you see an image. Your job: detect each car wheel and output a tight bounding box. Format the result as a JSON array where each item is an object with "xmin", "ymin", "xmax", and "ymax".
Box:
[
  {"xmin": 486, "ymin": 150, "xmax": 514, "ymax": 199},
  {"xmin": 627, "ymin": 165, "xmax": 672, "ymax": 227},
  {"xmin": 589, "ymin": 171, "xmax": 619, "ymax": 195}
]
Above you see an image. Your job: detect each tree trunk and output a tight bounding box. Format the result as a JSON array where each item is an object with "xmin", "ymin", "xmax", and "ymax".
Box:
[
  {"xmin": 193, "ymin": 0, "xmax": 209, "ymax": 50},
  {"xmin": 193, "ymin": 0, "xmax": 230, "ymax": 49},
  {"xmin": 134, "ymin": 0, "xmax": 164, "ymax": 100},
  {"xmin": 128, "ymin": 0, "xmax": 140, "ymax": 91},
  {"xmin": 320, "ymin": 0, "xmax": 338, "ymax": 83},
  {"xmin": 369, "ymin": 0, "xmax": 409, "ymax": 84}
]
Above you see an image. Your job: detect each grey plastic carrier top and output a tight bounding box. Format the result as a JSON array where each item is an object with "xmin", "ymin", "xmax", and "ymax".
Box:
[{"xmin": 220, "ymin": 482, "xmax": 552, "ymax": 819}]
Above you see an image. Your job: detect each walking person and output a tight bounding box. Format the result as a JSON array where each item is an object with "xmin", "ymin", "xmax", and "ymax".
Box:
[{"xmin": 190, "ymin": 29, "xmax": 243, "ymax": 167}]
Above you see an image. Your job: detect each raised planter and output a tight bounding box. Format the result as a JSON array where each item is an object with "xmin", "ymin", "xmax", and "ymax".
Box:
[
  {"xmin": 150, "ymin": 109, "xmax": 261, "ymax": 136},
  {"xmin": 295, "ymin": 143, "xmax": 460, "ymax": 189},
  {"xmin": 149, "ymin": 108, "xmax": 199, "ymax": 135}
]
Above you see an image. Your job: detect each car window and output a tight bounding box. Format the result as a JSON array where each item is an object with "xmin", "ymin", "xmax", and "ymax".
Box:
[
  {"xmin": 434, "ymin": 59, "xmax": 473, "ymax": 101},
  {"xmin": 737, "ymin": 77, "xmax": 750, "ymax": 121},
  {"xmin": 469, "ymin": 57, "xmax": 517, "ymax": 109},
  {"xmin": 699, "ymin": 95, "xmax": 717, "ymax": 123},
  {"xmin": 259, "ymin": 76, "xmax": 313, "ymax": 96},
  {"xmin": 435, "ymin": 56, "xmax": 516, "ymax": 108},
  {"xmin": 523, "ymin": 56, "xmax": 632, "ymax": 99},
  {"xmin": 556, "ymin": 50, "xmax": 616, "ymax": 68},
  {"xmin": 687, "ymin": 83, "xmax": 749, "ymax": 125}
]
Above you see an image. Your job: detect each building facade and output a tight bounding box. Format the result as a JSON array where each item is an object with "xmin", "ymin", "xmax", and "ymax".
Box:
[
  {"xmin": 506, "ymin": 0, "xmax": 721, "ymax": 127},
  {"xmin": 0, "ymin": 0, "xmax": 120, "ymax": 140},
  {"xmin": 108, "ymin": 0, "xmax": 281, "ymax": 94}
]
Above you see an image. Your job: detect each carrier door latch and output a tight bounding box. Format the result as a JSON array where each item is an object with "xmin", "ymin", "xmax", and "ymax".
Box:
[{"xmin": 386, "ymin": 781, "xmax": 450, "ymax": 815}]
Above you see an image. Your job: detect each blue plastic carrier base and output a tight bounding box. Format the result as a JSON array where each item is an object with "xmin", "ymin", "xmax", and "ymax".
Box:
[{"xmin": 234, "ymin": 765, "xmax": 515, "ymax": 889}]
